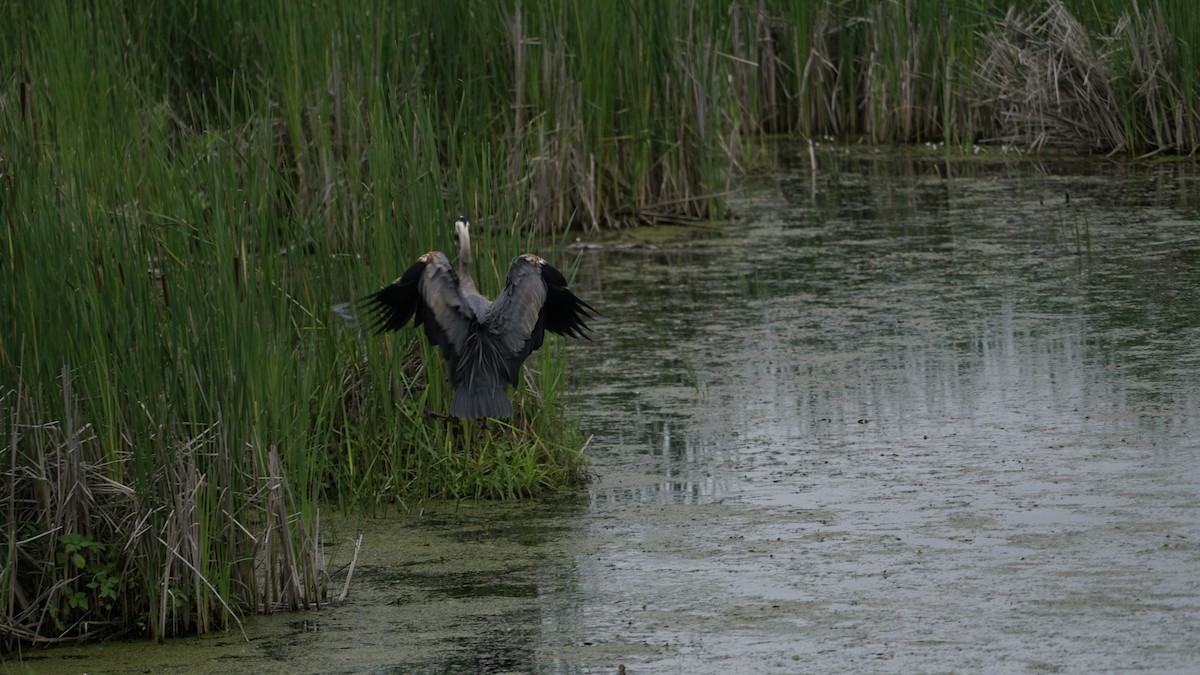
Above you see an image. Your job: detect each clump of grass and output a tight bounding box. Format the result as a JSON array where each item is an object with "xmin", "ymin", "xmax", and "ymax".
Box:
[
  {"xmin": 976, "ymin": 2, "xmax": 1126, "ymax": 152},
  {"xmin": 319, "ymin": 333, "xmax": 587, "ymax": 508}
]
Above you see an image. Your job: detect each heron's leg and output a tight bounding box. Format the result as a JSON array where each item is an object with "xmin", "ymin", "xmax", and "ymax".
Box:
[
  {"xmin": 456, "ymin": 417, "xmax": 472, "ymax": 455},
  {"xmin": 474, "ymin": 417, "xmax": 490, "ymax": 450}
]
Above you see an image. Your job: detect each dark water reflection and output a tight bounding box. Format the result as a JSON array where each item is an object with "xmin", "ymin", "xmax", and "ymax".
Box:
[
  {"xmin": 575, "ymin": 150, "xmax": 1200, "ymax": 476},
  {"xmin": 27, "ymin": 150, "xmax": 1200, "ymax": 673}
]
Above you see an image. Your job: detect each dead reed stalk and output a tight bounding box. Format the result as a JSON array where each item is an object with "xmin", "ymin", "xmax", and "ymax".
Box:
[
  {"xmin": 976, "ymin": 1, "xmax": 1126, "ymax": 152},
  {"xmin": 0, "ymin": 371, "xmax": 325, "ymax": 650}
]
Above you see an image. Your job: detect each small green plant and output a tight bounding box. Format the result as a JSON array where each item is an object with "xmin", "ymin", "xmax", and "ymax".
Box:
[
  {"xmin": 46, "ymin": 534, "xmax": 122, "ymax": 631},
  {"xmin": 1074, "ymin": 214, "xmax": 1093, "ymax": 257},
  {"xmin": 58, "ymin": 534, "xmax": 102, "ymax": 572}
]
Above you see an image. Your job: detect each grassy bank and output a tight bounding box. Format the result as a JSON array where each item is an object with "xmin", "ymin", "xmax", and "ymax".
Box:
[{"xmin": 3, "ymin": 0, "xmax": 1197, "ymax": 650}]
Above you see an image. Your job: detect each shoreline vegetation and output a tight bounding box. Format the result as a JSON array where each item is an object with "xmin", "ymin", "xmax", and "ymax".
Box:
[{"xmin": 2, "ymin": 0, "xmax": 1195, "ymax": 649}]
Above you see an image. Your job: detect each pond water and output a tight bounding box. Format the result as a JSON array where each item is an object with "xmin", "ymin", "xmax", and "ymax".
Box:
[{"xmin": 21, "ymin": 149, "xmax": 1200, "ymax": 673}]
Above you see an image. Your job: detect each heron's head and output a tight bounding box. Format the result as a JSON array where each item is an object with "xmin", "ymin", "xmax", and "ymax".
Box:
[{"xmin": 453, "ymin": 216, "xmax": 471, "ymax": 261}]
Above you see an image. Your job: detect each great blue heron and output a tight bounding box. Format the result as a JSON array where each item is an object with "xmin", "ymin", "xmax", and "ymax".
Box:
[{"xmin": 356, "ymin": 216, "xmax": 595, "ymax": 419}]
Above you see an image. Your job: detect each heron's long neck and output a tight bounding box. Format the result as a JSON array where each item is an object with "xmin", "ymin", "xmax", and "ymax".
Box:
[{"xmin": 457, "ymin": 229, "xmax": 479, "ymax": 294}]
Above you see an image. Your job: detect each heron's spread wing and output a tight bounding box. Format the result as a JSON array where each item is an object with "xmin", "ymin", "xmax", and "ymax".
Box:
[
  {"xmin": 484, "ymin": 255, "xmax": 549, "ymax": 386},
  {"xmin": 413, "ymin": 253, "xmax": 474, "ymax": 367},
  {"xmin": 362, "ymin": 252, "xmax": 473, "ymax": 370},
  {"xmin": 482, "ymin": 254, "xmax": 595, "ymax": 387}
]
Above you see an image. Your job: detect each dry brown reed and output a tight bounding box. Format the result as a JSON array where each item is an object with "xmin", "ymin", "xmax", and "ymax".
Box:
[
  {"xmin": 720, "ymin": 0, "xmax": 1200, "ymax": 155},
  {"xmin": 1, "ymin": 372, "xmax": 325, "ymax": 648},
  {"xmin": 976, "ymin": 2, "xmax": 1126, "ymax": 152}
]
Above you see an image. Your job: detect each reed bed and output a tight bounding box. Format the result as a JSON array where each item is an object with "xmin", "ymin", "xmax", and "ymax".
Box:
[
  {"xmin": 3, "ymin": 0, "xmax": 1198, "ymax": 651},
  {"xmin": 754, "ymin": 0, "xmax": 1200, "ymax": 153}
]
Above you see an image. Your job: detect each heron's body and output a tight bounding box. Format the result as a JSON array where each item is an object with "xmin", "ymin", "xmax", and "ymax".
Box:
[{"xmin": 360, "ymin": 217, "xmax": 594, "ymax": 419}]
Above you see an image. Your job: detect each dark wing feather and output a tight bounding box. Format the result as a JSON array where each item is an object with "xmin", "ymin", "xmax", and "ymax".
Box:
[
  {"xmin": 482, "ymin": 255, "xmax": 595, "ymax": 388},
  {"xmin": 538, "ymin": 261, "xmax": 596, "ymax": 339},
  {"xmin": 361, "ymin": 259, "xmax": 426, "ymax": 333}
]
